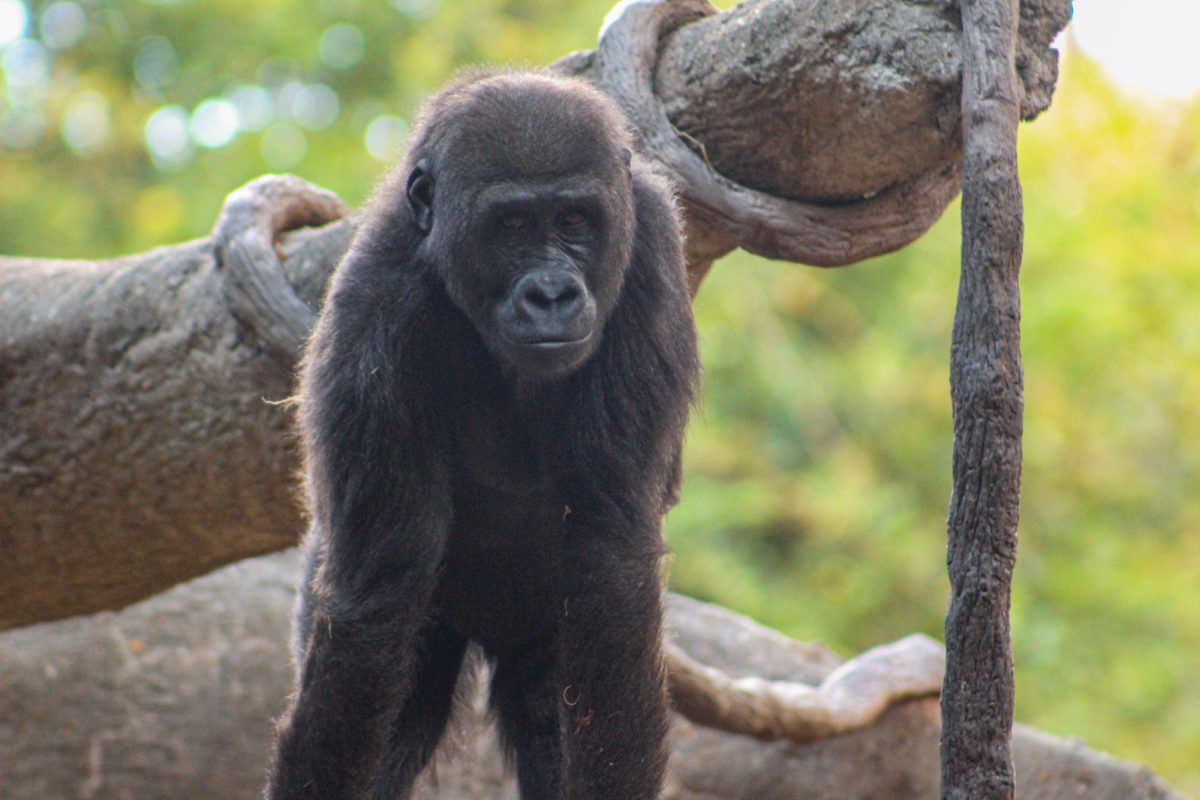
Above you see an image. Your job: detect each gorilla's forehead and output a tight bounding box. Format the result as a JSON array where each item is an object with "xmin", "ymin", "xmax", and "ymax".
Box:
[
  {"xmin": 472, "ymin": 176, "xmax": 613, "ymax": 208},
  {"xmin": 449, "ymin": 113, "xmax": 621, "ymax": 182},
  {"xmin": 434, "ymin": 74, "xmax": 631, "ymax": 183}
]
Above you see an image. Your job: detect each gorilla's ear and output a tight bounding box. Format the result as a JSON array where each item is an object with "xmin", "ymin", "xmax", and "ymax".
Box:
[{"xmin": 406, "ymin": 159, "xmax": 434, "ymax": 235}]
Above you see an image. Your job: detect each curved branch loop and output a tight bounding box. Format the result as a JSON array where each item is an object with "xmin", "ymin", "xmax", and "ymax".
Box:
[
  {"xmin": 592, "ymin": 0, "xmax": 963, "ymax": 267},
  {"xmin": 667, "ymin": 633, "xmax": 945, "ymax": 743},
  {"xmin": 213, "ymin": 174, "xmax": 349, "ymax": 363}
]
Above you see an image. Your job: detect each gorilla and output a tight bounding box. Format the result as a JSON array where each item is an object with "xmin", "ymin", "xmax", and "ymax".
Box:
[{"xmin": 266, "ymin": 70, "xmax": 698, "ymax": 800}]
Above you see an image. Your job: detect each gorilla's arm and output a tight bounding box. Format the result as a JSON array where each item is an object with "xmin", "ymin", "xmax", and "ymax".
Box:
[{"xmin": 268, "ymin": 227, "xmax": 457, "ymax": 800}]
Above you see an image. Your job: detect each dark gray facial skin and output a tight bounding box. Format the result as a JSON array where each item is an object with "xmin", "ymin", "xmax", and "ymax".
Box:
[
  {"xmin": 409, "ymin": 168, "xmax": 619, "ymax": 380},
  {"xmin": 403, "ymin": 73, "xmax": 636, "ymax": 383}
]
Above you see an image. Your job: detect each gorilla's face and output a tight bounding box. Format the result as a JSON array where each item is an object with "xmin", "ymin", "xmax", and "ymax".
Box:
[
  {"xmin": 469, "ymin": 175, "xmax": 634, "ymax": 377},
  {"xmin": 404, "ymin": 89, "xmax": 636, "ymax": 382}
]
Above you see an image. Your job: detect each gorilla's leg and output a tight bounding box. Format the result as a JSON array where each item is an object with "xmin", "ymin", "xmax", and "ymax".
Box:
[
  {"xmin": 491, "ymin": 637, "xmax": 564, "ymax": 800},
  {"xmin": 371, "ymin": 621, "xmax": 469, "ymax": 799},
  {"xmin": 266, "ymin": 565, "xmax": 442, "ymax": 800},
  {"xmin": 561, "ymin": 530, "xmax": 670, "ymax": 800}
]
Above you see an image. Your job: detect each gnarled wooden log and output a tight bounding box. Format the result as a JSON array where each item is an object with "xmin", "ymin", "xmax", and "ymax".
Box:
[
  {"xmin": 0, "ymin": 0, "xmax": 1111, "ymax": 790},
  {"xmin": 0, "ymin": 179, "xmax": 349, "ymax": 630},
  {"xmin": 0, "ymin": 0, "xmax": 1071, "ymax": 632},
  {"xmin": 649, "ymin": 0, "xmax": 1069, "ymax": 202},
  {"xmin": 0, "ymin": 553, "xmax": 1183, "ymax": 800}
]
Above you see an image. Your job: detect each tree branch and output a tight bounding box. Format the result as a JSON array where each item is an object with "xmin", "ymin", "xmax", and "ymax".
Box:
[
  {"xmin": 552, "ymin": 0, "xmax": 1068, "ymax": 280},
  {"xmin": 0, "ymin": 0, "xmax": 1071, "ymax": 630},
  {"xmin": 666, "ymin": 634, "xmax": 944, "ymax": 742},
  {"xmin": 213, "ymin": 174, "xmax": 348, "ymax": 362},
  {"xmin": 0, "ymin": 0, "xmax": 1095, "ymax": 787},
  {"xmin": 650, "ymin": 0, "xmax": 1069, "ymax": 202},
  {"xmin": 941, "ymin": 0, "xmax": 1025, "ymax": 796},
  {"xmin": 0, "ymin": 554, "xmax": 1183, "ymax": 800},
  {"xmin": 579, "ymin": 0, "xmax": 964, "ymax": 273}
]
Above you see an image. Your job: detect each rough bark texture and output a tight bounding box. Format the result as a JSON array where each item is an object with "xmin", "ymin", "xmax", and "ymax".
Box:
[
  {"xmin": 941, "ymin": 0, "xmax": 1025, "ymax": 797},
  {"xmin": 0, "ymin": 0, "xmax": 1072, "ymax": 633},
  {"xmin": 0, "ymin": 552, "xmax": 1184, "ymax": 800},
  {"xmin": 0, "ymin": 240, "xmax": 302, "ymax": 630},
  {"xmin": 0, "ymin": 0, "xmax": 1146, "ymax": 794},
  {"xmin": 651, "ymin": 0, "xmax": 1069, "ymax": 203},
  {"xmin": 665, "ymin": 633, "xmax": 945, "ymax": 742},
  {"xmin": 577, "ymin": 0, "xmax": 965, "ymax": 271}
]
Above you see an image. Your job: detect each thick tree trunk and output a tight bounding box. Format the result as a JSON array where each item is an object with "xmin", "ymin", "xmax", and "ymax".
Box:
[
  {"xmin": 0, "ymin": 241, "xmax": 302, "ymax": 629},
  {"xmin": 0, "ymin": 553, "xmax": 1183, "ymax": 800},
  {"xmin": 1, "ymin": 0, "xmax": 1146, "ymax": 794},
  {"xmin": 0, "ymin": 0, "xmax": 1070, "ymax": 633},
  {"xmin": 651, "ymin": 0, "xmax": 1068, "ymax": 204},
  {"xmin": 941, "ymin": 0, "xmax": 1025, "ymax": 797},
  {"xmin": 558, "ymin": 0, "xmax": 1067, "ymax": 277}
]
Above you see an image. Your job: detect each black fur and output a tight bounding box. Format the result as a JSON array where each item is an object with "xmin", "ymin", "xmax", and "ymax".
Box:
[{"xmin": 266, "ymin": 71, "xmax": 698, "ymax": 800}]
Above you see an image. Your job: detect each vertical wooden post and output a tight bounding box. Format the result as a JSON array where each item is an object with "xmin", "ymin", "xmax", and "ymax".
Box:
[{"xmin": 941, "ymin": 0, "xmax": 1024, "ymax": 798}]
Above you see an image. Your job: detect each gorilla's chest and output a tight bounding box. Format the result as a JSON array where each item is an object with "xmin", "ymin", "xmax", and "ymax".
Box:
[
  {"xmin": 435, "ymin": 380, "xmax": 577, "ymax": 646},
  {"xmin": 451, "ymin": 387, "xmax": 566, "ymax": 493},
  {"xmin": 439, "ymin": 478, "xmax": 567, "ymax": 649}
]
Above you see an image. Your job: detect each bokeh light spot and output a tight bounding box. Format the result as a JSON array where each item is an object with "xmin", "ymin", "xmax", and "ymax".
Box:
[
  {"xmin": 189, "ymin": 98, "xmax": 239, "ymax": 148},
  {"xmin": 0, "ymin": 105, "xmax": 45, "ymax": 148},
  {"xmin": 39, "ymin": 1, "xmax": 85, "ymax": 50},
  {"xmin": 144, "ymin": 104, "xmax": 193, "ymax": 168},
  {"xmin": 61, "ymin": 90, "xmax": 111, "ymax": 156},
  {"xmin": 390, "ymin": 0, "xmax": 438, "ymax": 19},
  {"xmin": 133, "ymin": 35, "xmax": 179, "ymax": 90},
  {"xmin": 319, "ymin": 23, "xmax": 365, "ymax": 70},
  {"xmin": 3, "ymin": 38, "xmax": 50, "ymax": 99},
  {"xmin": 0, "ymin": 0, "xmax": 28, "ymax": 46},
  {"xmin": 279, "ymin": 81, "xmax": 340, "ymax": 131},
  {"xmin": 230, "ymin": 84, "xmax": 275, "ymax": 132},
  {"xmin": 364, "ymin": 114, "xmax": 409, "ymax": 162}
]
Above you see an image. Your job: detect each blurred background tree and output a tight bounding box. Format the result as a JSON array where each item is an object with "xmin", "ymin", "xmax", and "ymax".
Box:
[{"xmin": 1, "ymin": 0, "xmax": 1197, "ymax": 793}]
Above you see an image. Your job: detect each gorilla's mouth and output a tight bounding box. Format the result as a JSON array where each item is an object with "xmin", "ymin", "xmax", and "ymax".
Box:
[
  {"xmin": 512, "ymin": 334, "xmax": 592, "ymax": 348},
  {"xmin": 499, "ymin": 325, "xmax": 594, "ymax": 348},
  {"xmin": 497, "ymin": 331, "xmax": 595, "ymax": 378}
]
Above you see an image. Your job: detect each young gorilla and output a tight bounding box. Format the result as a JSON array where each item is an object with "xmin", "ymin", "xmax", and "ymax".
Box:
[{"xmin": 266, "ymin": 71, "xmax": 698, "ymax": 800}]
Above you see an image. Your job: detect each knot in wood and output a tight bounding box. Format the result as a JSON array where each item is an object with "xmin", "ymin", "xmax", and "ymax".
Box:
[
  {"xmin": 590, "ymin": 0, "xmax": 963, "ymax": 268},
  {"xmin": 212, "ymin": 174, "xmax": 349, "ymax": 364}
]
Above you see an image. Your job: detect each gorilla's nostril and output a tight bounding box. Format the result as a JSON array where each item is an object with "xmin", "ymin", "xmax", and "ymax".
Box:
[
  {"xmin": 557, "ymin": 285, "xmax": 581, "ymax": 307},
  {"xmin": 525, "ymin": 287, "xmax": 555, "ymax": 311},
  {"xmin": 519, "ymin": 272, "xmax": 584, "ymax": 318}
]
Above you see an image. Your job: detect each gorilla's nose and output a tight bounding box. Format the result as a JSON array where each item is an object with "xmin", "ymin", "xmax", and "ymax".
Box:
[{"xmin": 515, "ymin": 271, "xmax": 585, "ymax": 323}]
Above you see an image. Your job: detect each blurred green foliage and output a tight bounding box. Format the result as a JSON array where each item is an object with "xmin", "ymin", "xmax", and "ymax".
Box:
[
  {"xmin": 2, "ymin": 0, "xmax": 1197, "ymax": 793},
  {"xmin": 679, "ymin": 51, "xmax": 1200, "ymax": 794}
]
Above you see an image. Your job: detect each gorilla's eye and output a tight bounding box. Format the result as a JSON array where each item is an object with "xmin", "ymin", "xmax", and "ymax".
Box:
[{"xmin": 558, "ymin": 208, "xmax": 588, "ymax": 230}]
